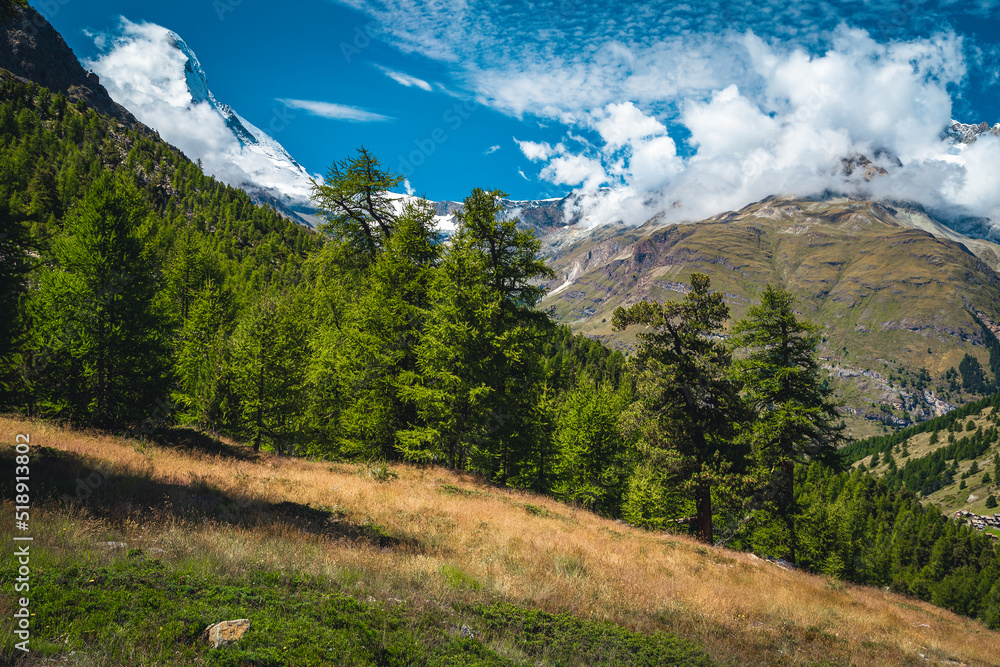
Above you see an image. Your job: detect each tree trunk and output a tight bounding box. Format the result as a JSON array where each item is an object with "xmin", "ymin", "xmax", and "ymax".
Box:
[
  {"xmin": 782, "ymin": 459, "xmax": 796, "ymax": 563},
  {"xmin": 696, "ymin": 482, "xmax": 713, "ymax": 545},
  {"xmin": 97, "ymin": 310, "xmax": 106, "ymax": 423},
  {"xmin": 254, "ymin": 351, "xmax": 264, "ymax": 453}
]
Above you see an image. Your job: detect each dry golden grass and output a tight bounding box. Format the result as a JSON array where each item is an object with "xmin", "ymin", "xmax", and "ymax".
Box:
[{"xmin": 5, "ymin": 415, "xmax": 1000, "ymax": 666}]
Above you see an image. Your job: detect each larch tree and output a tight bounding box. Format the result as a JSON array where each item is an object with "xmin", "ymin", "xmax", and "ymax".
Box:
[
  {"xmin": 0, "ymin": 195, "xmax": 29, "ymax": 406},
  {"xmin": 172, "ymin": 278, "xmax": 237, "ymax": 431},
  {"xmin": 326, "ymin": 199, "xmax": 441, "ymax": 459},
  {"xmin": 229, "ymin": 294, "xmax": 309, "ymax": 453},
  {"xmin": 27, "ymin": 171, "xmax": 169, "ymax": 426},
  {"xmin": 309, "ymin": 146, "xmax": 403, "ymax": 266},
  {"xmin": 400, "ymin": 188, "xmax": 554, "ymax": 485}
]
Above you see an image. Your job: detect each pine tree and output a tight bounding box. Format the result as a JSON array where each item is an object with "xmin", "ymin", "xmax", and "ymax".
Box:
[
  {"xmin": 399, "ymin": 189, "xmax": 554, "ymax": 485},
  {"xmin": 398, "ymin": 240, "xmax": 483, "ymax": 464},
  {"xmin": 551, "ymin": 379, "xmax": 634, "ymax": 515},
  {"xmin": 324, "ymin": 200, "xmax": 440, "ymax": 459},
  {"xmin": 0, "ymin": 196, "xmax": 29, "ymax": 406},
  {"xmin": 163, "ymin": 225, "xmax": 222, "ymax": 324},
  {"xmin": 173, "ymin": 279, "xmax": 236, "ymax": 430},
  {"xmin": 728, "ymin": 285, "xmax": 843, "ymax": 562},
  {"xmin": 612, "ymin": 273, "xmax": 745, "ymax": 544}
]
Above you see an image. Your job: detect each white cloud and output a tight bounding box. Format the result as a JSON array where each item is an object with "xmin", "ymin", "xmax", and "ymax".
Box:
[
  {"xmin": 516, "ymin": 139, "xmax": 555, "ymax": 161},
  {"xmin": 593, "ymin": 101, "xmax": 667, "ymax": 149},
  {"xmin": 85, "ymin": 20, "xmax": 254, "ymax": 186},
  {"xmin": 682, "ymin": 85, "xmax": 778, "ymax": 158},
  {"xmin": 540, "ymin": 154, "xmax": 607, "ymax": 190},
  {"xmin": 376, "ymin": 65, "xmax": 433, "ymax": 91},
  {"xmin": 484, "ymin": 144, "xmax": 500, "ymax": 155},
  {"xmin": 333, "ymin": 0, "xmax": 1000, "ymax": 231},
  {"xmin": 511, "ymin": 28, "xmax": 995, "ymax": 227},
  {"xmin": 404, "ymin": 179, "xmax": 415, "ymax": 196},
  {"xmin": 278, "ymin": 98, "xmax": 392, "ymax": 122}
]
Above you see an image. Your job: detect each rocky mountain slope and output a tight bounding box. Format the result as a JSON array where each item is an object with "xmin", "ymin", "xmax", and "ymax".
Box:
[
  {"xmin": 0, "ymin": 4, "xmax": 137, "ymax": 125},
  {"xmin": 540, "ymin": 195, "xmax": 1000, "ymax": 437}
]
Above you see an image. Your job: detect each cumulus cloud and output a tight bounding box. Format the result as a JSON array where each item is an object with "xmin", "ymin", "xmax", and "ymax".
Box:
[
  {"xmin": 483, "ymin": 144, "xmax": 500, "ymax": 155},
  {"xmin": 510, "ymin": 27, "xmax": 995, "ymax": 227},
  {"xmin": 540, "ymin": 154, "xmax": 608, "ymax": 190},
  {"xmin": 333, "ymin": 0, "xmax": 1000, "ymax": 230},
  {"xmin": 278, "ymin": 98, "xmax": 392, "ymax": 122},
  {"xmin": 516, "ymin": 139, "xmax": 555, "ymax": 161},
  {"xmin": 594, "ymin": 102, "xmax": 667, "ymax": 149}
]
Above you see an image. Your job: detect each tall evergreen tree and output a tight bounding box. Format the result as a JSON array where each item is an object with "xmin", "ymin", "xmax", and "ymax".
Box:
[
  {"xmin": 309, "ymin": 147, "xmax": 404, "ymax": 265},
  {"xmin": 552, "ymin": 379, "xmax": 634, "ymax": 515},
  {"xmin": 319, "ymin": 200, "xmax": 440, "ymax": 458},
  {"xmin": 172, "ymin": 279, "xmax": 236, "ymax": 430},
  {"xmin": 397, "ymin": 234, "xmax": 496, "ymax": 467},
  {"xmin": 163, "ymin": 225, "xmax": 222, "ymax": 324},
  {"xmin": 612, "ymin": 273, "xmax": 745, "ymax": 544},
  {"xmin": 0, "ymin": 198, "xmax": 29, "ymax": 406},
  {"xmin": 728, "ymin": 285, "xmax": 844, "ymax": 562},
  {"xmin": 229, "ymin": 294, "xmax": 309, "ymax": 452},
  {"xmin": 399, "ymin": 189, "xmax": 554, "ymax": 484},
  {"xmin": 26, "ymin": 171, "xmax": 169, "ymax": 426}
]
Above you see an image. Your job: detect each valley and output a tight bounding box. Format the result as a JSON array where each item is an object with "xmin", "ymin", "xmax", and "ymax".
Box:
[{"xmin": 540, "ymin": 196, "xmax": 1000, "ymax": 437}]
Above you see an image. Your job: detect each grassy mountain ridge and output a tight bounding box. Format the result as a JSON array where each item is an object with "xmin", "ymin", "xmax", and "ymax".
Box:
[
  {"xmin": 850, "ymin": 392, "xmax": 1000, "ymax": 520},
  {"xmin": 542, "ymin": 196, "xmax": 1000, "ymax": 437},
  {"xmin": 4, "ymin": 415, "xmax": 1000, "ymax": 666}
]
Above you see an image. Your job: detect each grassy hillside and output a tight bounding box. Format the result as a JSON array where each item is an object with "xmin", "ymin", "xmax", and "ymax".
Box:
[
  {"xmin": 541, "ymin": 196, "xmax": 1000, "ymax": 438},
  {"xmin": 4, "ymin": 417, "xmax": 1000, "ymax": 666},
  {"xmin": 857, "ymin": 400, "xmax": 1000, "ymax": 519}
]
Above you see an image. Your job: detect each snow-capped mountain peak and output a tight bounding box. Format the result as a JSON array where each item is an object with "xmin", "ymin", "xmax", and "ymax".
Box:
[
  {"xmin": 90, "ymin": 24, "xmax": 319, "ymax": 227},
  {"xmin": 943, "ymin": 120, "xmax": 1000, "ymax": 145}
]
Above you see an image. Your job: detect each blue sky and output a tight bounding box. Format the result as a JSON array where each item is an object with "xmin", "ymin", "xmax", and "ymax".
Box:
[{"xmin": 36, "ymin": 0, "xmax": 1000, "ymax": 222}]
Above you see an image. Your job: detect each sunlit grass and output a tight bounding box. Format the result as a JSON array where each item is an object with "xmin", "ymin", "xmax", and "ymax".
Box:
[{"xmin": 3, "ymin": 414, "xmax": 1000, "ymax": 665}]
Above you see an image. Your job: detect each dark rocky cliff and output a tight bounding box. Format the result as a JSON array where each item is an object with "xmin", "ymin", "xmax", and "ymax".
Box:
[{"xmin": 0, "ymin": 3, "xmax": 137, "ymax": 125}]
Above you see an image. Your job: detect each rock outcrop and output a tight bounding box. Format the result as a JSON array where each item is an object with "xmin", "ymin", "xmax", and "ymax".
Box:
[
  {"xmin": 201, "ymin": 619, "xmax": 251, "ymax": 649},
  {"xmin": 0, "ymin": 4, "xmax": 137, "ymax": 125}
]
